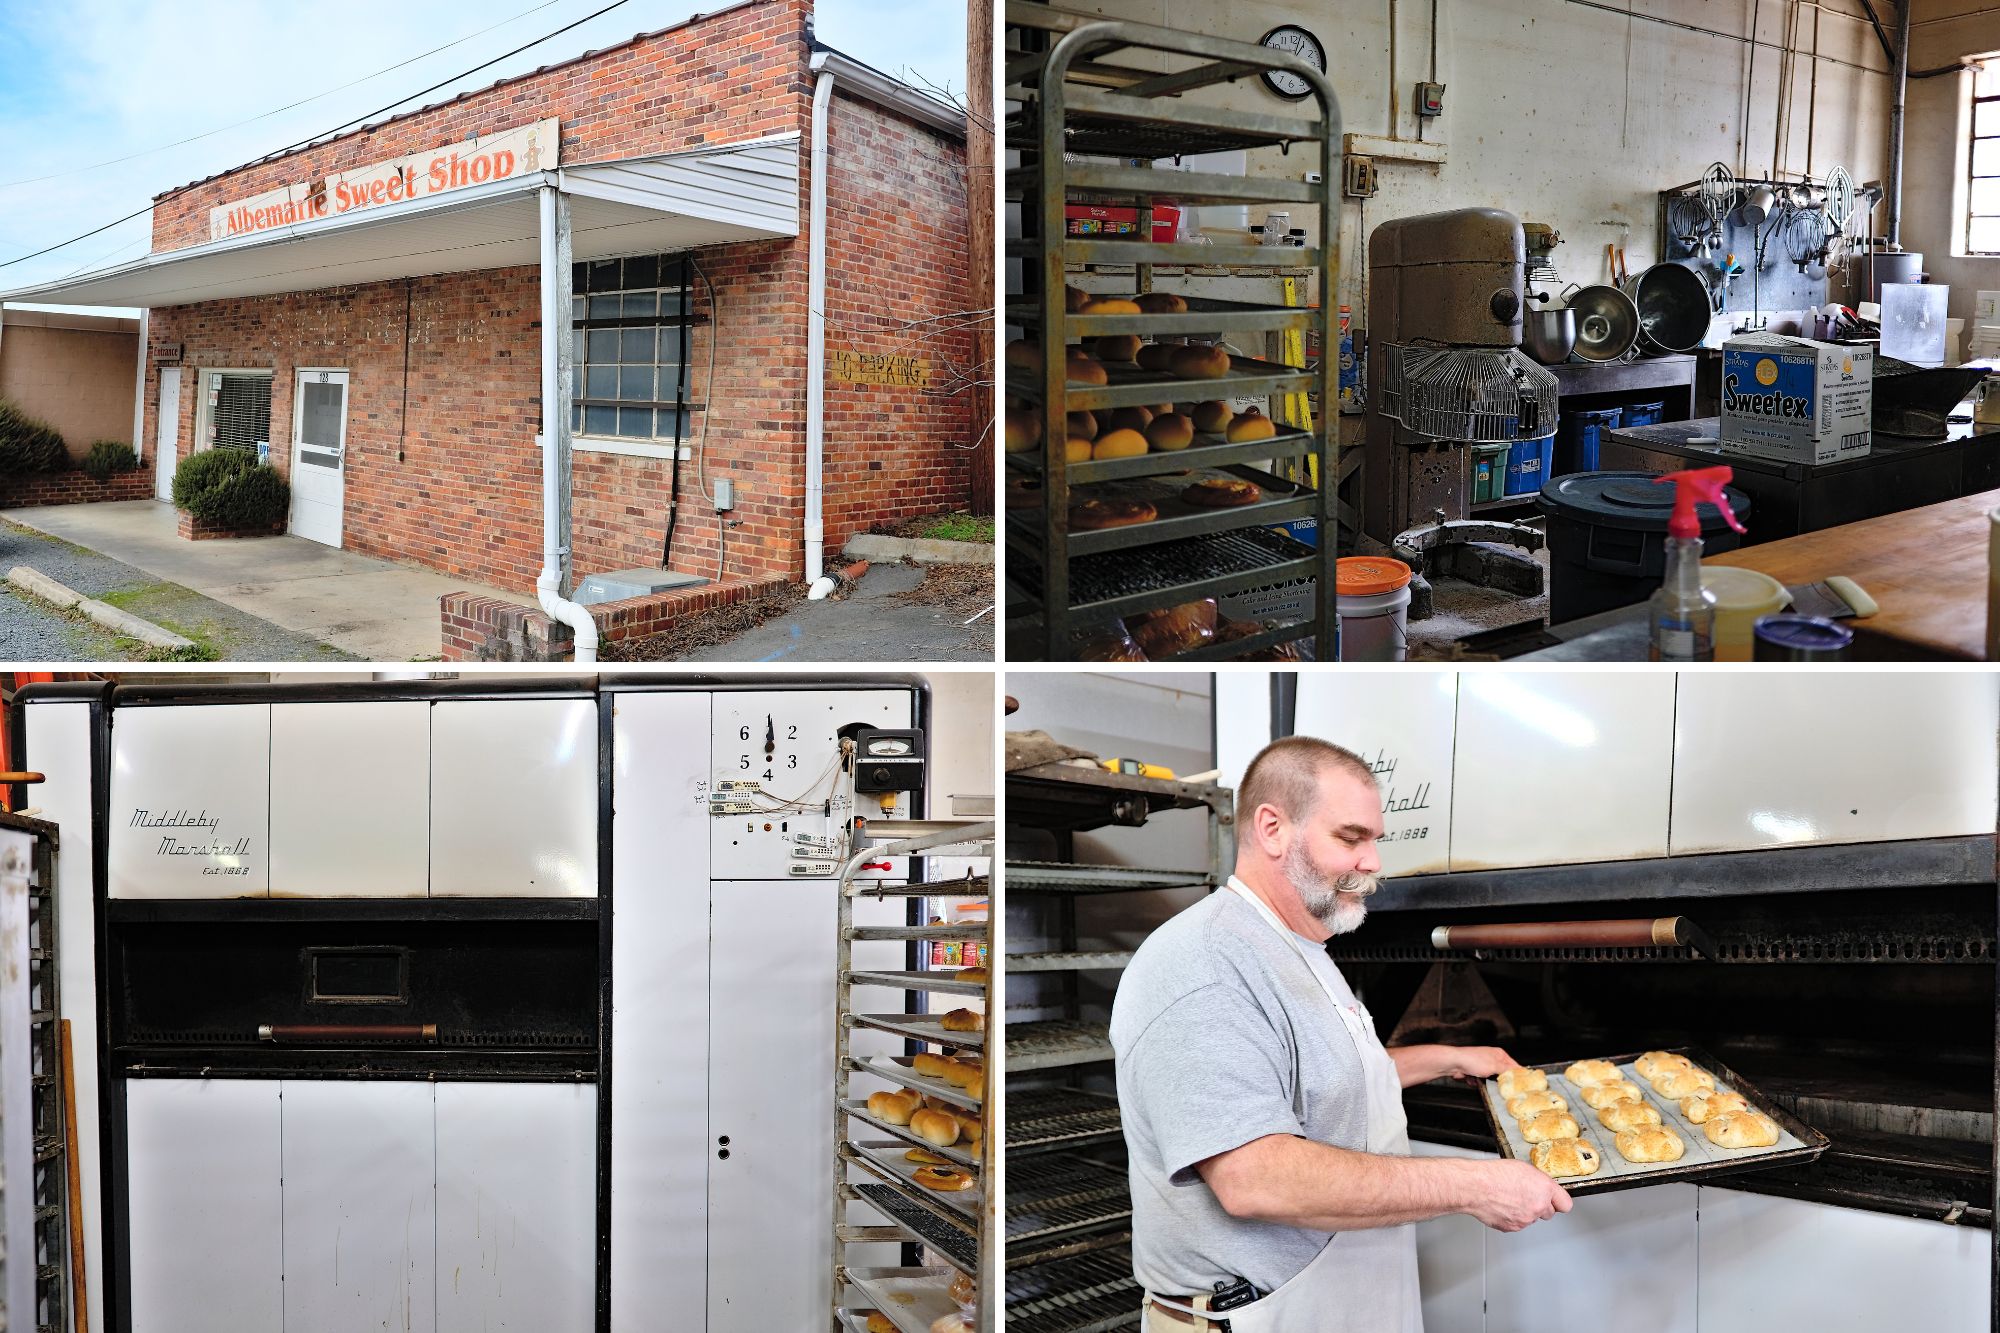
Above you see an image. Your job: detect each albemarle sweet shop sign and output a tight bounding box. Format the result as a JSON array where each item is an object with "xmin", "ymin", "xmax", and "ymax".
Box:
[{"xmin": 209, "ymin": 117, "xmax": 561, "ymax": 242}]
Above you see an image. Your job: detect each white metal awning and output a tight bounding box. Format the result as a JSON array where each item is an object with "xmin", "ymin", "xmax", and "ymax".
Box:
[{"xmin": 0, "ymin": 134, "xmax": 800, "ymax": 308}]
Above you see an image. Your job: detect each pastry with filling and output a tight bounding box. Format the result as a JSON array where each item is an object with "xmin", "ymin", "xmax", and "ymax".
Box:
[
  {"xmin": 1505, "ymin": 1090, "xmax": 1567, "ymax": 1120},
  {"xmin": 1705, "ymin": 1111, "xmax": 1782, "ymax": 1149},
  {"xmin": 1635, "ymin": 1050, "xmax": 1693, "ymax": 1080},
  {"xmin": 1681, "ymin": 1090, "xmax": 1751, "ymax": 1124},
  {"xmin": 1496, "ymin": 1068, "xmax": 1548, "ymax": 1099},
  {"xmin": 912, "ymin": 1165, "xmax": 974, "ymax": 1192},
  {"xmin": 1564, "ymin": 1059, "xmax": 1622, "ymax": 1087},
  {"xmin": 1614, "ymin": 1126, "xmax": 1686, "ymax": 1163},
  {"xmin": 1598, "ymin": 1100, "xmax": 1663, "ymax": 1132},
  {"xmin": 1653, "ymin": 1067, "xmax": 1716, "ymax": 1099},
  {"xmin": 1520, "ymin": 1110, "xmax": 1580, "ymax": 1143},
  {"xmin": 1580, "ymin": 1080, "xmax": 1645, "ymax": 1110},
  {"xmin": 1530, "ymin": 1139, "xmax": 1602, "ymax": 1179}
]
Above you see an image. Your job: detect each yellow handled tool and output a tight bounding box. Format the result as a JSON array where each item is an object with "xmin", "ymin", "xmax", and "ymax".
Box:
[{"xmin": 1101, "ymin": 758, "xmax": 1176, "ymax": 780}]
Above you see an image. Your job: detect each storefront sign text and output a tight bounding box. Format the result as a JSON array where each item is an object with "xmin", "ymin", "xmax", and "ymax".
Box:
[{"xmin": 830, "ymin": 350, "xmax": 933, "ymax": 388}]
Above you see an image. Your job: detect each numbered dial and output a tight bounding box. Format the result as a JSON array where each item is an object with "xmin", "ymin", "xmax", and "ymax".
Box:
[
  {"xmin": 736, "ymin": 715, "xmax": 802, "ymax": 780},
  {"xmin": 1259, "ymin": 25, "xmax": 1326, "ymax": 101}
]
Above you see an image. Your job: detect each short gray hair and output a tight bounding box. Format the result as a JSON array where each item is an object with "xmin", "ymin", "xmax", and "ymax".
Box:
[{"xmin": 1237, "ymin": 735, "xmax": 1376, "ymax": 827}]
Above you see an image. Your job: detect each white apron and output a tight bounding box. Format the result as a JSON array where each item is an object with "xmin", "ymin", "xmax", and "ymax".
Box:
[{"xmin": 1146, "ymin": 879, "xmax": 1423, "ymax": 1333}]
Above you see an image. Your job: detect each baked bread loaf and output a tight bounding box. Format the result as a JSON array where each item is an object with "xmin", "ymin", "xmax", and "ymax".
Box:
[
  {"xmin": 943, "ymin": 1059, "xmax": 983, "ymax": 1090},
  {"xmin": 1614, "ymin": 1126, "xmax": 1686, "ymax": 1163},
  {"xmin": 910, "ymin": 1107, "xmax": 962, "ymax": 1147},
  {"xmin": 1580, "ymin": 1080, "xmax": 1645, "ymax": 1110},
  {"xmin": 1126, "ymin": 600, "xmax": 1217, "ymax": 658},
  {"xmin": 1635, "ymin": 1050, "xmax": 1693, "ymax": 1080},
  {"xmin": 1705, "ymin": 1111, "xmax": 1781, "ymax": 1149},
  {"xmin": 1521, "ymin": 1111, "xmax": 1580, "ymax": 1143},
  {"xmin": 866, "ymin": 1312, "xmax": 898, "ymax": 1333},
  {"xmin": 1505, "ymin": 1090, "xmax": 1567, "ymax": 1120},
  {"xmin": 1530, "ymin": 1139, "xmax": 1602, "ymax": 1179},
  {"xmin": 956, "ymin": 967, "xmax": 988, "ymax": 985},
  {"xmin": 1003, "ymin": 407, "xmax": 1042, "ymax": 454},
  {"xmin": 1069, "ymin": 497, "xmax": 1156, "ymax": 530},
  {"xmin": 1135, "ymin": 291, "xmax": 1188, "ymax": 313},
  {"xmin": 905, "ymin": 1147, "xmax": 952, "ymax": 1165},
  {"xmin": 1067, "ymin": 410, "xmax": 1099, "ymax": 440},
  {"xmin": 1168, "ymin": 343, "xmax": 1231, "ymax": 380},
  {"xmin": 952, "ymin": 1110, "xmax": 984, "ymax": 1143},
  {"xmin": 1135, "ymin": 342, "xmax": 1179, "ymax": 372},
  {"xmin": 1066, "ymin": 352, "xmax": 1108, "ymax": 386},
  {"xmin": 1598, "ymin": 1100, "xmax": 1663, "ymax": 1132},
  {"xmin": 1225, "ymin": 409, "xmax": 1277, "ymax": 443},
  {"xmin": 1653, "ymin": 1067, "xmax": 1716, "ymax": 1099},
  {"xmin": 1064, "ymin": 436, "xmax": 1093, "ymax": 464},
  {"xmin": 1065, "ymin": 284, "xmax": 1091, "ymax": 313},
  {"xmin": 1496, "ymin": 1068, "xmax": 1549, "ymax": 1099},
  {"xmin": 1004, "ymin": 339, "xmax": 1040, "ymax": 373},
  {"xmin": 940, "ymin": 1008, "xmax": 983, "ymax": 1033},
  {"xmin": 1681, "ymin": 1090, "xmax": 1751, "ymax": 1124},
  {"xmin": 913, "ymin": 1051, "xmax": 956, "ymax": 1079},
  {"xmin": 1146, "ymin": 412, "xmax": 1195, "ymax": 451},
  {"xmin": 1081, "ymin": 297, "xmax": 1140, "ymax": 315},
  {"xmin": 1181, "ymin": 477, "xmax": 1262, "ymax": 508},
  {"xmin": 1564, "ymin": 1059, "xmax": 1622, "ymax": 1087},
  {"xmin": 1092, "ymin": 334, "xmax": 1143, "ymax": 363},
  {"xmin": 1102, "ymin": 405, "xmax": 1153, "ymax": 434},
  {"xmin": 912, "ymin": 1166, "xmax": 974, "ymax": 1193},
  {"xmin": 1090, "ymin": 430, "xmax": 1149, "ymax": 462},
  {"xmin": 1191, "ymin": 400, "xmax": 1233, "ymax": 433},
  {"xmin": 867, "ymin": 1090, "xmax": 920, "ymax": 1126}
]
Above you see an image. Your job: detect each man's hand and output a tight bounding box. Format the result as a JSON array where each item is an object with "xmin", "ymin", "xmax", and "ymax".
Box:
[
  {"xmin": 1464, "ymin": 1160, "xmax": 1573, "ymax": 1233},
  {"xmin": 1445, "ymin": 1046, "xmax": 1520, "ymax": 1080},
  {"xmin": 1387, "ymin": 1043, "xmax": 1521, "ymax": 1087}
]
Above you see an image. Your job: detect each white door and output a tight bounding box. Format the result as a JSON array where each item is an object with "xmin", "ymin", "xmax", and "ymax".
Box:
[
  {"xmin": 289, "ymin": 368, "xmax": 348, "ymax": 547},
  {"xmin": 154, "ymin": 367, "xmax": 180, "ymax": 500}
]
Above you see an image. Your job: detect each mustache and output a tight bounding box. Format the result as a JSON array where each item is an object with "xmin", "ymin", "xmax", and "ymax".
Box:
[{"xmin": 1334, "ymin": 870, "xmax": 1380, "ymax": 898}]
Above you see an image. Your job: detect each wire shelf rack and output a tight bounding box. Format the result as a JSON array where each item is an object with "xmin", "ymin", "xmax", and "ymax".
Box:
[{"xmin": 1005, "ymin": 1244, "xmax": 1145, "ymax": 1333}]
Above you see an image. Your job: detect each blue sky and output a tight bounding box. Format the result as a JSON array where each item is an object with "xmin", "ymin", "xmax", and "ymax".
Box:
[{"xmin": 0, "ymin": 0, "xmax": 966, "ymax": 309}]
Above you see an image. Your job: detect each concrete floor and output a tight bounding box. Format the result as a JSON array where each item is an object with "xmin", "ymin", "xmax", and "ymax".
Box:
[
  {"xmin": 681, "ymin": 562, "xmax": 994, "ymax": 662},
  {"xmin": 1, "ymin": 500, "xmax": 529, "ymax": 661}
]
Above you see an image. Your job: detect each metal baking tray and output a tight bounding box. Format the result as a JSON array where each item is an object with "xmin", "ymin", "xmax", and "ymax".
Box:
[
  {"xmin": 856, "ymin": 1183, "xmax": 978, "ymax": 1272},
  {"xmin": 854, "ymin": 1012, "xmax": 986, "ymax": 1051},
  {"xmin": 852, "ymin": 1054, "xmax": 983, "ymax": 1109},
  {"xmin": 850, "ymin": 1139, "xmax": 981, "ymax": 1220},
  {"xmin": 845, "ymin": 1267, "xmax": 960, "ymax": 1333},
  {"xmin": 1478, "ymin": 1046, "xmax": 1828, "ymax": 1196},
  {"xmin": 841, "ymin": 1098, "xmax": 982, "ymax": 1169}
]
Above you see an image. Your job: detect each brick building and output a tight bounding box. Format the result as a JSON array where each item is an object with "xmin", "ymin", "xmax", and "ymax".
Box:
[{"xmin": 0, "ymin": 0, "xmax": 975, "ymax": 658}]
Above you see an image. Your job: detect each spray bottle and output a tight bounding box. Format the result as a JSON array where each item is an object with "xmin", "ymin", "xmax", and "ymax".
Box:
[{"xmin": 1649, "ymin": 466, "xmax": 1746, "ymax": 662}]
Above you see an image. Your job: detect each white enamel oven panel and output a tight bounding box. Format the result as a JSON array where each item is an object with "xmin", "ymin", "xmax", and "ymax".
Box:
[
  {"xmin": 710, "ymin": 690, "xmax": 913, "ymax": 880},
  {"xmin": 270, "ymin": 700, "xmax": 430, "ymax": 897},
  {"xmin": 430, "ymin": 698, "xmax": 597, "ymax": 896},
  {"xmin": 1451, "ymin": 672, "xmax": 1675, "ymax": 870},
  {"xmin": 1293, "ymin": 671, "xmax": 1458, "ymax": 875},
  {"xmin": 609, "ymin": 689, "xmax": 714, "ymax": 1325},
  {"xmin": 1410, "ymin": 1141, "xmax": 1488, "ymax": 1333},
  {"xmin": 1671, "ymin": 673, "xmax": 1999, "ymax": 854},
  {"xmin": 126, "ymin": 1079, "xmax": 283, "ymax": 1333},
  {"xmin": 108, "ymin": 704, "xmax": 270, "ymax": 898}
]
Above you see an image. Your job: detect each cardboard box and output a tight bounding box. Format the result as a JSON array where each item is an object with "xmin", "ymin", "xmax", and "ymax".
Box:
[
  {"xmin": 1064, "ymin": 203, "xmax": 1180, "ymax": 241},
  {"xmin": 1719, "ymin": 333, "xmax": 1872, "ymax": 466}
]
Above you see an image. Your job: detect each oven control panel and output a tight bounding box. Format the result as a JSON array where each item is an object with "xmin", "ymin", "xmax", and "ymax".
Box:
[{"xmin": 709, "ymin": 690, "xmax": 915, "ymax": 880}]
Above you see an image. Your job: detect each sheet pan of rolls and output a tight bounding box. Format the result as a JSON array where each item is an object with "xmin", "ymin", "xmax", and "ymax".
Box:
[{"xmin": 1478, "ymin": 1048, "xmax": 1828, "ymax": 1195}]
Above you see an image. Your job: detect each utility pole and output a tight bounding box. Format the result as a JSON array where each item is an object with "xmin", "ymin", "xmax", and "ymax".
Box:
[{"xmin": 968, "ymin": 0, "xmax": 995, "ymax": 515}]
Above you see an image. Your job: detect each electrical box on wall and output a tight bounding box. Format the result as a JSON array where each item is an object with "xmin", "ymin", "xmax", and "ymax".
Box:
[
  {"xmin": 1344, "ymin": 155, "xmax": 1379, "ymax": 199},
  {"xmin": 1417, "ymin": 81, "xmax": 1446, "ymax": 117}
]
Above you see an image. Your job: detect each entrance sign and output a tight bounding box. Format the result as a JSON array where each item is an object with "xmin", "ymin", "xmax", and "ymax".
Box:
[{"xmin": 209, "ymin": 118, "xmax": 560, "ymax": 242}]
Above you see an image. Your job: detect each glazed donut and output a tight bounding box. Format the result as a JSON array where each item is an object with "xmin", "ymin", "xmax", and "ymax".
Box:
[{"xmin": 1181, "ymin": 477, "xmax": 1262, "ymax": 508}]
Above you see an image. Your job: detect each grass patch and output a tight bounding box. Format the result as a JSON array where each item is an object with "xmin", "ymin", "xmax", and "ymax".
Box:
[{"xmin": 872, "ymin": 511, "xmax": 994, "ymax": 543}]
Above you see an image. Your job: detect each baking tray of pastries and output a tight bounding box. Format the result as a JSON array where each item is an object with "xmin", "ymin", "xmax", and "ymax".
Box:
[
  {"xmin": 849, "ymin": 1140, "xmax": 983, "ymax": 1219},
  {"xmin": 1478, "ymin": 1046, "xmax": 1828, "ymax": 1196},
  {"xmin": 844, "ymin": 1267, "xmax": 961, "ymax": 1333}
]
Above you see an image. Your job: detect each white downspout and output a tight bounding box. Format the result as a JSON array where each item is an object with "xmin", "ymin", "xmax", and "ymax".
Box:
[
  {"xmin": 537, "ymin": 183, "xmax": 598, "ymax": 662},
  {"xmin": 130, "ymin": 308, "xmax": 148, "ymax": 461},
  {"xmin": 805, "ymin": 66, "xmax": 836, "ymax": 599}
]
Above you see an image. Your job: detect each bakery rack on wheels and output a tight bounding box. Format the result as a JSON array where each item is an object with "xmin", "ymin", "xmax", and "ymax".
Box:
[
  {"xmin": 1005, "ymin": 761, "xmax": 1233, "ymax": 1332},
  {"xmin": 1004, "ymin": 4, "xmax": 1342, "ymax": 662},
  {"xmin": 0, "ymin": 810, "xmax": 71, "ymax": 1333},
  {"xmin": 833, "ymin": 819, "xmax": 997, "ymax": 1333}
]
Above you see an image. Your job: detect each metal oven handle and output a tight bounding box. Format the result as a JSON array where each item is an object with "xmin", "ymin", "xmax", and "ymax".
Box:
[{"xmin": 257, "ymin": 1023, "xmax": 438, "ymax": 1043}]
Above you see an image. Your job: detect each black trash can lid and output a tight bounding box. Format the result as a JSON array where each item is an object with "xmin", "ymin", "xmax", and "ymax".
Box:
[{"xmin": 1537, "ymin": 470, "xmax": 1752, "ymax": 534}]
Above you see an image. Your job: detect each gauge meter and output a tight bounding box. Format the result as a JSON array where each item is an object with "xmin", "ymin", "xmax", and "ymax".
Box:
[{"xmin": 853, "ymin": 728, "xmax": 926, "ymax": 794}]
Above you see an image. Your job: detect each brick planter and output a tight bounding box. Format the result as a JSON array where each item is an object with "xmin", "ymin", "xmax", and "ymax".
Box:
[
  {"xmin": 176, "ymin": 510, "xmax": 286, "ymax": 541},
  {"xmin": 0, "ymin": 468, "xmax": 153, "ymax": 508},
  {"xmin": 441, "ymin": 576, "xmax": 794, "ymax": 662}
]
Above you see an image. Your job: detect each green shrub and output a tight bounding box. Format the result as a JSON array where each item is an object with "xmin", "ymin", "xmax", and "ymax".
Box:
[
  {"xmin": 81, "ymin": 440, "xmax": 140, "ymax": 481},
  {"xmin": 0, "ymin": 400, "xmax": 70, "ymax": 474},
  {"xmin": 171, "ymin": 449, "xmax": 289, "ymax": 529}
]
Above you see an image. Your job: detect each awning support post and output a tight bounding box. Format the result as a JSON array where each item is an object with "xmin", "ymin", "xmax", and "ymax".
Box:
[{"xmin": 537, "ymin": 184, "xmax": 597, "ymax": 663}]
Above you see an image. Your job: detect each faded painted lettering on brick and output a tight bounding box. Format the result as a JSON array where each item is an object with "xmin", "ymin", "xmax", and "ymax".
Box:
[
  {"xmin": 830, "ymin": 350, "xmax": 933, "ymax": 389},
  {"xmin": 208, "ymin": 118, "xmax": 561, "ymax": 242}
]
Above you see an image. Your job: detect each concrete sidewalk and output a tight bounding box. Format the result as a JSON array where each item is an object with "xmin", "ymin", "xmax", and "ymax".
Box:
[{"xmin": 2, "ymin": 500, "xmax": 530, "ymax": 660}]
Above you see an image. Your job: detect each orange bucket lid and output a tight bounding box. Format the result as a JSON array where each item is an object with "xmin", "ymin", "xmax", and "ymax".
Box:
[{"xmin": 1336, "ymin": 556, "xmax": 1412, "ymax": 596}]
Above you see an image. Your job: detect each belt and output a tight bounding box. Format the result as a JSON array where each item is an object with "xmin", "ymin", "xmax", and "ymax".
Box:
[{"xmin": 1150, "ymin": 1297, "xmax": 1224, "ymax": 1328}]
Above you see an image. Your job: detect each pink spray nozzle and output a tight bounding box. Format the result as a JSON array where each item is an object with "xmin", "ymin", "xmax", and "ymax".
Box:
[{"xmin": 1653, "ymin": 465, "xmax": 1745, "ymax": 541}]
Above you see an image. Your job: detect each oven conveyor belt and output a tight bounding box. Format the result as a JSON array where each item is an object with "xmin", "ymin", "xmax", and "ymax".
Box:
[
  {"xmin": 854, "ymin": 1183, "xmax": 976, "ymax": 1273},
  {"xmin": 1006, "ymin": 1243, "xmax": 1144, "ymax": 1333},
  {"xmin": 1006, "ymin": 862, "xmax": 1215, "ymax": 895},
  {"xmin": 1008, "ymin": 1088, "xmax": 1123, "ymax": 1155},
  {"xmin": 1008, "ymin": 1151, "xmax": 1131, "ymax": 1245}
]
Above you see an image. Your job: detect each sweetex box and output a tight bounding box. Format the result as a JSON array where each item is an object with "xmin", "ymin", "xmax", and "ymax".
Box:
[{"xmin": 1719, "ymin": 333, "xmax": 1872, "ymax": 466}]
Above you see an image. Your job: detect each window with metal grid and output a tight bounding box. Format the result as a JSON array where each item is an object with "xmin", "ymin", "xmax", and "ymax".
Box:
[
  {"xmin": 210, "ymin": 373, "xmax": 272, "ymax": 455},
  {"xmin": 569, "ymin": 253, "xmax": 699, "ymax": 444},
  {"xmin": 1969, "ymin": 63, "xmax": 2000, "ymax": 255}
]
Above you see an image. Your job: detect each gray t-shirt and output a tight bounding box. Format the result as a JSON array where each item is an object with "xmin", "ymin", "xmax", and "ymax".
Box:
[{"xmin": 1110, "ymin": 889, "xmax": 1370, "ymax": 1295}]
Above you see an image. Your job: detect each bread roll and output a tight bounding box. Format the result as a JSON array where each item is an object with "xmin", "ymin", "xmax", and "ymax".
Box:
[
  {"xmin": 1168, "ymin": 343, "xmax": 1231, "ymax": 379},
  {"xmin": 1614, "ymin": 1126, "xmax": 1686, "ymax": 1163},
  {"xmin": 1101, "ymin": 405, "xmax": 1153, "ymax": 434},
  {"xmin": 1067, "ymin": 410, "xmax": 1099, "ymax": 440},
  {"xmin": 1003, "ymin": 407, "xmax": 1042, "ymax": 453},
  {"xmin": 1580, "ymin": 1080, "xmax": 1645, "ymax": 1110},
  {"xmin": 1081, "ymin": 297, "xmax": 1140, "ymax": 315},
  {"xmin": 1135, "ymin": 342, "xmax": 1179, "ymax": 372},
  {"xmin": 1135, "ymin": 291, "xmax": 1188, "ymax": 314},
  {"xmin": 1681, "ymin": 1090, "xmax": 1750, "ymax": 1124},
  {"xmin": 1496, "ymin": 1068, "xmax": 1548, "ymax": 1099},
  {"xmin": 952, "ymin": 1110, "xmax": 984, "ymax": 1143},
  {"xmin": 1191, "ymin": 400, "xmax": 1233, "ymax": 433},
  {"xmin": 1598, "ymin": 1100, "xmax": 1663, "ymax": 1132},
  {"xmin": 1635, "ymin": 1050, "xmax": 1693, "ymax": 1081},
  {"xmin": 1564, "ymin": 1059, "xmax": 1622, "ymax": 1087},
  {"xmin": 1004, "ymin": 339, "xmax": 1040, "ymax": 373},
  {"xmin": 1225, "ymin": 409, "xmax": 1277, "ymax": 442},
  {"xmin": 910, "ymin": 1107, "xmax": 962, "ymax": 1147},
  {"xmin": 867, "ymin": 1090, "xmax": 920, "ymax": 1126},
  {"xmin": 1146, "ymin": 412, "xmax": 1195, "ymax": 451},
  {"xmin": 1092, "ymin": 334, "xmax": 1143, "ymax": 362},
  {"xmin": 1065, "ymin": 353, "xmax": 1108, "ymax": 386},
  {"xmin": 912, "ymin": 1165, "xmax": 974, "ymax": 1192},
  {"xmin": 1521, "ymin": 1111, "xmax": 1580, "ymax": 1143},
  {"xmin": 1653, "ymin": 1068, "xmax": 1716, "ymax": 1099},
  {"xmin": 948, "ymin": 1272, "xmax": 977, "ymax": 1305},
  {"xmin": 905, "ymin": 1147, "xmax": 952, "ymax": 1165},
  {"xmin": 866, "ymin": 1312, "xmax": 898, "ymax": 1333},
  {"xmin": 1091, "ymin": 429, "xmax": 1148, "ymax": 461},
  {"xmin": 940, "ymin": 1008, "xmax": 983, "ymax": 1033},
  {"xmin": 1064, "ymin": 284, "xmax": 1091, "ymax": 313},
  {"xmin": 956, "ymin": 967, "xmax": 989, "ymax": 985},
  {"xmin": 914, "ymin": 1051, "xmax": 956, "ymax": 1078},
  {"xmin": 1530, "ymin": 1139, "xmax": 1602, "ymax": 1179},
  {"xmin": 1506, "ymin": 1090, "xmax": 1567, "ymax": 1120},
  {"xmin": 943, "ymin": 1059, "xmax": 983, "ymax": 1090},
  {"xmin": 931, "ymin": 1315, "xmax": 973, "ymax": 1333},
  {"xmin": 1705, "ymin": 1111, "xmax": 1781, "ymax": 1149},
  {"xmin": 1064, "ymin": 436, "xmax": 1094, "ymax": 464}
]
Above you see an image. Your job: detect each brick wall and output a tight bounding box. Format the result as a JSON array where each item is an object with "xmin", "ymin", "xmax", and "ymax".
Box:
[
  {"xmin": 0, "ymin": 468, "xmax": 152, "ymax": 508},
  {"xmin": 137, "ymin": 0, "xmax": 972, "ymax": 595}
]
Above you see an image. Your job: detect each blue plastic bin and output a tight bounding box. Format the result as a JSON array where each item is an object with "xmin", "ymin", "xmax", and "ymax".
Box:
[
  {"xmin": 1622, "ymin": 400, "xmax": 1666, "ymax": 428},
  {"xmin": 1555, "ymin": 406, "xmax": 1622, "ymax": 476},
  {"xmin": 1505, "ymin": 435, "xmax": 1554, "ymax": 496}
]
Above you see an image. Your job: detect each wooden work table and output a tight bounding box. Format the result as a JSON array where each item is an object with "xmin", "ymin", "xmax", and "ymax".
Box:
[{"xmin": 1704, "ymin": 488, "xmax": 2000, "ymax": 660}]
